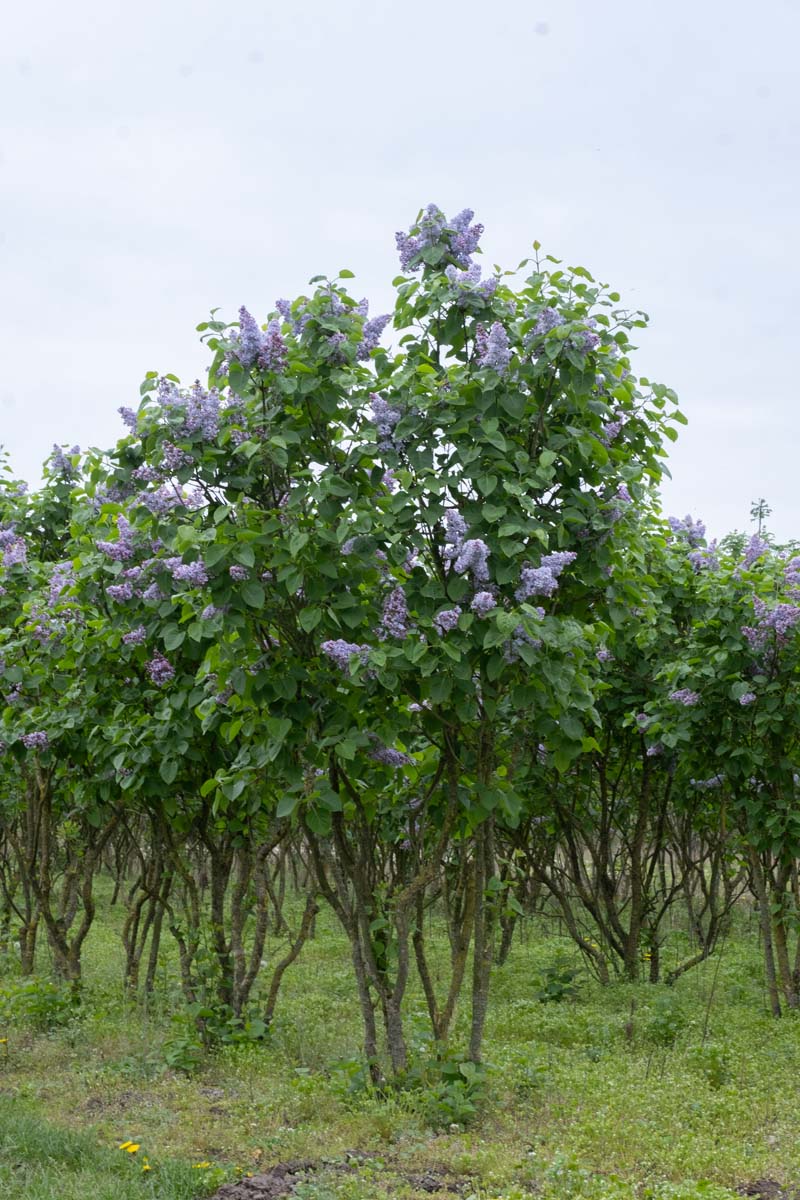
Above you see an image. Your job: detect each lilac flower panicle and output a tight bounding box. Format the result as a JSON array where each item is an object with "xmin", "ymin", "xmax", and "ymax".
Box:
[
  {"xmin": 107, "ymin": 582, "xmax": 134, "ymax": 602},
  {"xmin": 233, "ymin": 305, "xmax": 263, "ymax": 368},
  {"xmin": 471, "ymin": 591, "xmax": 496, "ymax": 617},
  {"xmin": 382, "ymin": 469, "xmax": 398, "ymax": 494},
  {"xmin": 690, "ymin": 775, "xmax": 724, "ymax": 790},
  {"xmin": 122, "ymin": 626, "xmax": 147, "ymax": 645},
  {"xmin": 378, "ymin": 586, "xmax": 410, "ymax": 640},
  {"xmin": 132, "ymin": 464, "xmax": 160, "ymax": 483},
  {"xmin": 688, "ymin": 541, "xmax": 719, "ymax": 572},
  {"xmin": 600, "ymin": 417, "xmax": 624, "ymax": 446},
  {"xmin": 51, "ymin": 444, "xmax": 80, "ymax": 479},
  {"xmin": 742, "ymin": 598, "xmax": 800, "ymax": 652},
  {"xmin": 142, "ymin": 582, "xmax": 164, "ymax": 602},
  {"xmin": 433, "ymin": 607, "xmax": 462, "ymax": 635},
  {"xmin": 396, "ymin": 204, "xmax": 484, "ymax": 272},
  {"xmin": 443, "ymin": 510, "xmax": 468, "ymax": 558},
  {"xmin": 169, "ymin": 560, "xmax": 209, "ymax": 587},
  {"xmin": 369, "ymin": 394, "xmax": 403, "ymax": 447},
  {"xmin": 357, "ymin": 313, "xmax": 391, "ymax": 359},
  {"xmin": 229, "ymin": 564, "xmax": 250, "ymax": 581},
  {"xmin": 668, "ymin": 514, "xmax": 706, "ymax": 548},
  {"xmin": 742, "ymin": 533, "xmax": 769, "ymax": 569},
  {"xmin": 478, "ymin": 322, "xmax": 512, "ymax": 373},
  {"xmin": 118, "ymin": 406, "xmax": 137, "ymax": 429},
  {"xmin": 516, "ymin": 566, "xmax": 557, "ymax": 601},
  {"xmin": 596, "ymin": 647, "xmax": 614, "ymax": 662},
  {"xmin": 257, "ymin": 320, "xmax": 288, "ymax": 372},
  {"xmin": 615, "ymin": 483, "xmax": 632, "ymax": 504},
  {"xmin": 533, "ymin": 307, "xmax": 565, "ymax": 337},
  {"xmin": 2, "ymin": 539, "xmax": 27, "ymax": 567},
  {"xmin": 21, "ymin": 731, "xmax": 49, "ymax": 750},
  {"xmin": 202, "ymin": 604, "xmax": 221, "ymax": 620},
  {"xmin": 453, "ymin": 538, "xmax": 490, "ymax": 582},
  {"xmin": 367, "ymin": 734, "xmax": 413, "ymax": 768},
  {"xmin": 739, "ymin": 692, "xmax": 756, "ymax": 706},
  {"xmin": 646, "ymin": 744, "xmax": 664, "ymax": 757},
  {"xmin": 636, "ymin": 713, "xmax": 651, "ymax": 728},
  {"xmin": 669, "ymin": 688, "xmax": 700, "ymax": 706},
  {"xmin": 162, "ymin": 442, "xmax": 193, "ymax": 473},
  {"xmin": 539, "ymin": 551, "xmax": 577, "ymax": 577},
  {"xmin": 504, "ymin": 624, "xmax": 542, "ymax": 663},
  {"xmin": 321, "ymin": 639, "xmax": 371, "ymax": 671},
  {"xmin": 146, "ymin": 653, "xmax": 175, "ymax": 686}
]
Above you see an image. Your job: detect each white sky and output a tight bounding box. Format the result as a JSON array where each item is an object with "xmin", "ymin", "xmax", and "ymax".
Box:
[{"xmin": 1, "ymin": 0, "xmax": 798, "ymax": 539}]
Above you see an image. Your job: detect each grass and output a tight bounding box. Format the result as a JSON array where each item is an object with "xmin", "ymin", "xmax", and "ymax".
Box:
[{"xmin": 1, "ymin": 887, "xmax": 799, "ymax": 1199}]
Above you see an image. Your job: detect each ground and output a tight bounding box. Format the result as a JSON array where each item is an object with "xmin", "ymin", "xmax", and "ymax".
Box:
[{"xmin": 1, "ymin": 891, "xmax": 800, "ymax": 1199}]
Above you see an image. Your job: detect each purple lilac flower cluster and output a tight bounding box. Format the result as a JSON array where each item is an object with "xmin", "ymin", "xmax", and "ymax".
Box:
[
  {"xmin": 141, "ymin": 486, "xmax": 186, "ymax": 517},
  {"xmin": 321, "ymin": 639, "xmax": 371, "ymax": 670},
  {"xmin": 784, "ymin": 556, "xmax": 800, "ymax": 592},
  {"xmin": 369, "ymin": 394, "xmax": 404, "ymax": 450},
  {"xmin": 739, "ymin": 692, "xmax": 756, "ymax": 706},
  {"xmin": 504, "ymin": 623, "xmax": 542, "ymax": 664},
  {"xmin": 367, "ymin": 735, "xmax": 413, "ymax": 767},
  {"xmin": 688, "ymin": 542, "xmax": 719, "ymax": 572},
  {"xmin": 164, "ymin": 557, "xmax": 209, "ymax": 587},
  {"xmin": 533, "ymin": 307, "xmax": 565, "ymax": 337},
  {"xmin": 122, "ymin": 626, "xmax": 147, "ymax": 645},
  {"xmin": 161, "ymin": 442, "xmax": 194, "ymax": 473},
  {"xmin": 229, "ymin": 306, "xmax": 288, "ymax": 373},
  {"xmin": 1, "ymin": 535, "xmax": 27, "ymax": 568},
  {"xmin": 48, "ymin": 563, "xmax": 75, "ymax": 608},
  {"xmin": 118, "ymin": 406, "xmax": 138, "ymax": 430},
  {"xmin": 667, "ymin": 514, "xmax": 706, "ymax": 548},
  {"xmin": 229, "ymin": 564, "xmax": 250, "ymax": 582},
  {"xmin": 742, "ymin": 534, "xmax": 769, "ymax": 569},
  {"xmin": 515, "ymin": 551, "xmax": 577, "ymax": 603},
  {"xmin": 476, "ymin": 322, "xmax": 512, "ymax": 374},
  {"xmin": 690, "ymin": 775, "xmax": 724, "ymax": 790},
  {"xmin": 742, "ymin": 598, "xmax": 800, "ymax": 652},
  {"xmin": 600, "ymin": 414, "xmax": 625, "ymax": 446},
  {"xmin": 395, "ymin": 205, "xmax": 484, "ymax": 272},
  {"xmin": 669, "ymin": 688, "xmax": 700, "ymax": 706},
  {"xmin": 146, "ymin": 654, "xmax": 175, "ymax": 686},
  {"xmin": 453, "ymin": 539, "xmax": 491, "ymax": 583},
  {"xmin": 444, "ymin": 263, "xmax": 498, "ymax": 305},
  {"xmin": 378, "ymin": 586, "xmax": 410, "ymax": 639},
  {"xmin": 470, "ymin": 591, "xmax": 496, "ymax": 618},
  {"xmin": 21, "ymin": 731, "xmax": 49, "ymax": 750},
  {"xmin": 107, "ymin": 582, "xmax": 134, "ymax": 603},
  {"xmin": 433, "ymin": 607, "xmax": 462, "ymax": 635},
  {"xmin": 51, "ymin": 444, "xmax": 80, "ymax": 479},
  {"xmin": 97, "ymin": 515, "xmax": 135, "ymax": 562},
  {"xmin": 357, "ymin": 310, "xmax": 391, "ymax": 360},
  {"xmin": 275, "ymin": 297, "xmax": 312, "ymax": 337}
]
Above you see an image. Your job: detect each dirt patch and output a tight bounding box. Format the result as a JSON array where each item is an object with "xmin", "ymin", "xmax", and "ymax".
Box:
[
  {"xmin": 211, "ymin": 1161, "xmax": 316, "ymax": 1200},
  {"xmin": 209, "ymin": 1159, "xmax": 466, "ymax": 1199},
  {"xmin": 738, "ymin": 1182, "xmax": 800, "ymax": 1200}
]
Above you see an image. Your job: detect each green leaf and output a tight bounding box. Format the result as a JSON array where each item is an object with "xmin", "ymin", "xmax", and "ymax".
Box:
[
  {"xmin": 298, "ymin": 606, "xmax": 322, "ymax": 632},
  {"xmin": 163, "ymin": 625, "xmax": 185, "ymax": 651},
  {"xmin": 241, "ymin": 582, "xmax": 266, "ymax": 608},
  {"xmin": 276, "ymin": 793, "xmax": 300, "ymax": 818}
]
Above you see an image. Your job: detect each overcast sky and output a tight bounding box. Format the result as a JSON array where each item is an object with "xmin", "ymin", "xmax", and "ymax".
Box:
[{"xmin": 1, "ymin": 0, "xmax": 798, "ymax": 539}]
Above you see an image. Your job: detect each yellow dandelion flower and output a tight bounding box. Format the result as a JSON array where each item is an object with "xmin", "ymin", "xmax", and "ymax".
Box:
[
  {"xmin": 122, "ymin": 1143, "xmax": 140, "ymax": 1154},
  {"xmin": 192, "ymin": 1161, "xmax": 212, "ymax": 1169},
  {"xmin": 0, "ymin": 1037, "xmax": 8, "ymax": 1044}
]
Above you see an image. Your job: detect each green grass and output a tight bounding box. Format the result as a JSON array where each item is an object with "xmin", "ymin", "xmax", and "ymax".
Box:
[{"xmin": 1, "ymin": 889, "xmax": 799, "ymax": 1199}]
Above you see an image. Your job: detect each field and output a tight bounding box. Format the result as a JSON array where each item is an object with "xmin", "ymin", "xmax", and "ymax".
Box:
[{"xmin": 2, "ymin": 885, "xmax": 799, "ymax": 1200}]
